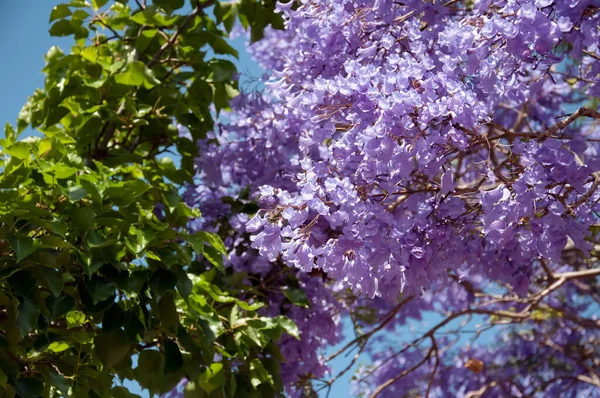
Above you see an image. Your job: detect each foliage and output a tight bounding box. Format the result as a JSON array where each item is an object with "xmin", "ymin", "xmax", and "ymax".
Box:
[{"xmin": 0, "ymin": 1, "xmax": 294, "ymax": 397}]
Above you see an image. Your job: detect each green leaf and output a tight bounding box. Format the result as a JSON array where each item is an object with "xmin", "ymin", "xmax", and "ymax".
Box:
[
  {"xmin": 92, "ymin": 0, "xmax": 109, "ymax": 10},
  {"xmin": 40, "ymin": 235, "xmax": 74, "ymax": 249},
  {"xmin": 158, "ymin": 291, "xmax": 179, "ymax": 333},
  {"xmin": 50, "ymin": 164, "xmax": 78, "ymax": 179},
  {"xmin": 114, "ymin": 61, "xmax": 161, "ymax": 88},
  {"xmin": 175, "ymin": 269, "xmax": 193, "ymax": 299},
  {"xmin": 46, "ymin": 106, "xmax": 70, "ymax": 127},
  {"xmin": 213, "ymin": 82, "xmax": 237, "ymax": 114},
  {"xmin": 105, "ymin": 180, "xmax": 151, "ymax": 206},
  {"xmin": 283, "ymin": 287, "xmax": 310, "ymax": 308},
  {"xmin": 102, "ymin": 303, "xmax": 125, "ymax": 332},
  {"xmin": 202, "ymin": 245, "xmax": 224, "ymax": 273},
  {"xmin": 86, "ymin": 229, "xmax": 107, "ymax": 248},
  {"xmin": 9, "ymin": 271, "xmax": 36, "ymax": 297},
  {"xmin": 124, "ymin": 308, "xmax": 145, "ymax": 342},
  {"xmin": 187, "ymin": 78, "xmax": 213, "ymax": 109},
  {"xmin": 198, "ymin": 32, "xmax": 238, "ymax": 58},
  {"xmin": 50, "ymin": 4, "xmax": 72, "ymax": 22},
  {"xmin": 193, "ymin": 278, "xmax": 263, "ymax": 311},
  {"xmin": 274, "ymin": 316, "xmax": 300, "ymax": 340},
  {"xmin": 112, "ymin": 387, "xmax": 142, "ymax": 398},
  {"xmin": 72, "ymin": 206, "xmax": 96, "ymax": 231},
  {"xmin": 136, "ymin": 29, "xmax": 157, "ymax": 54},
  {"xmin": 16, "ymin": 298, "xmax": 40, "ymax": 337},
  {"xmin": 9, "ymin": 236, "xmax": 37, "ymax": 263},
  {"xmin": 84, "ymin": 277, "xmax": 116, "ymax": 305},
  {"xmin": 114, "ymin": 62, "xmax": 145, "ymax": 86},
  {"xmin": 34, "ymin": 332, "xmax": 55, "ymax": 353},
  {"xmin": 149, "ymin": 269, "xmax": 177, "ymax": 300},
  {"xmin": 47, "ymin": 341, "xmax": 70, "ymax": 353},
  {"xmin": 129, "ymin": 226, "xmax": 155, "ymax": 254},
  {"xmin": 72, "ymin": 9, "xmax": 90, "ymax": 20},
  {"xmin": 45, "ymin": 295, "xmax": 75, "ymax": 319},
  {"xmin": 154, "ymin": 0, "xmax": 185, "ymax": 13},
  {"xmin": 4, "ymin": 122, "xmax": 16, "ymax": 143},
  {"xmin": 197, "ymin": 231, "xmax": 227, "ymax": 257},
  {"xmin": 249, "ymin": 358, "xmax": 272, "ymax": 389},
  {"xmin": 208, "ymin": 59, "xmax": 237, "ymax": 83},
  {"xmin": 263, "ymin": 357, "xmax": 284, "ymax": 394},
  {"xmin": 214, "ymin": 2, "xmax": 237, "ymax": 33},
  {"xmin": 198, "ymin": 363, "xmax": 225, "ymax": 394},
  {"xmin": 130, "ymin": 7, "xmax": 178, "ymax": 27},
  {"xmin": 94, "ymin": 330, "xmax": 130, "ymax": 368},
  {"xmin": 265, "ymin": 340, "xmax": 284, "ymax": 362},
  {"xmin": 65, "ymin": 310, "xmax": 86, "ymax": 327},
  {"xmin": 49, "ymin": 18, "xmax": 88, "ymax": 39},
  {"xmin": 164, "ymin": 338, "xmax": 183, "ymax": 375},
  {"xmin": 137, "ymin": 350, "xmax": 162, "ymax": 375},
  {"xmin": 14, "ymin": 378, "xmax": 44, "ymax": 398},
  {"xmin": 48, "ymin": 371, "xmax": 70, "ymax": 397},
  {"xmin": 0, "ymin": 369, "xmax": 7, "ymax": 388},
  {"xmin": 50, "ymin": 219, "xmax": 68, "ymax": 238},
  {"xmin": 183, "ymin": 381, "xmax": 205, "ymax": 398},
  {"xmin": 186, "ymin": 234, "xmax": 204, "ymax": 254},
  {"xmin": 68, "ymin": 185, "xmax": 88, "ymax": 201},
  {"xmin": 5, "ymin": 142, "xmax": 30, "ymax": 159},
  {"xmin": 38, "ymin": 266, "xmax": 64, "ymax": 297}
]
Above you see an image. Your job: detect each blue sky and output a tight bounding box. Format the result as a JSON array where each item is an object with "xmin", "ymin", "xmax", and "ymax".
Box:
[{"xmin": 0, "ymin": 1, "xmax": 71, "ymax": 129}]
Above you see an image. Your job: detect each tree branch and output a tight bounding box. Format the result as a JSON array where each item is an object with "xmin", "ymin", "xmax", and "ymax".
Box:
[
  {"xmin": 326, "ymin": 295, "xmax": 414, "ymax": 362},
  {"xmin": 146, "ymin": 0, "xmax": 216, "ymax": 68},
  {"xmin": 94, "ymin": 0, "xmax": 216, "ymax": 159}
]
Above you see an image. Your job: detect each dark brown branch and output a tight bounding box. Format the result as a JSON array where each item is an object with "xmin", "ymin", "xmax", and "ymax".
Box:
[
  {"xmin": 584, "ymin": 50, "xmax": 600, "ymax": 62},
  {"xmin": 146, "ymin": 0, "xmax": 216, "ymax": 68},
  {"xmin": 343, "ymin": 266, "xmax": 600, "ymax": 396},
  {"xmin": 485, "ymin": 107, "xmax": 600, "ymax": 144},
  {"xmin": 326, "ymin": 295, "xmax": 414, "ymax": 362},
  {"xmin": 368, "ymin": 344, "xmax": 435, "ymax": 398},
  {"xmin": 94, "ymin": 18, "xmax": 123, "ymax": 40},
  {"xmin": 425, "ymin": 336, "xmax": 439, "ymax": 398}
]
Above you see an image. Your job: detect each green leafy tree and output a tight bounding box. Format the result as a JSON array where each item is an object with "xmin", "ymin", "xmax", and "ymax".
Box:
[{"xmin": 0, "ymin": 1, "xmax": 290, "ymax": 397}]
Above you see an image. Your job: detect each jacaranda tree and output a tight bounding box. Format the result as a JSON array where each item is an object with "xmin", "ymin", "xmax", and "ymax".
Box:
[
  {"xmin": 0, "ymin": 1, "xmax": 302, "ymax": 397},
  {"xmin": 180, "ymin": 0, "xmax": 600, "ymax": 397},
  {"xmin": 3, "ymin": 0, "xmax": 600, "ymax": 398}
]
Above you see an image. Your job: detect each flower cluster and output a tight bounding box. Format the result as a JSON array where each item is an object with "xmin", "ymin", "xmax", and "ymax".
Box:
[
  {"xmin": 181, "ymin": 92, "xmax": 345, "ymax": 395},
  {"xmin": 247, "ymin": 0, "xmax": 600, "ymax": 299},
  {"xmin": 178, "ymin": 0, "xmax": 600, "ymax": 395}
]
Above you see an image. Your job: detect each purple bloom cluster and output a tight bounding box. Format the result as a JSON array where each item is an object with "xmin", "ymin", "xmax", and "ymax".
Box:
[
  {"xmin": 176, "ymin": 0, "xmax": 600, "ymax": 395},
  {"xmin": 181, "ymin": 92, "xmax": 345, "ymax": 395},
  {"xmin": 246, "ymin": 0, "xmax": 600, "ymax": 299}
]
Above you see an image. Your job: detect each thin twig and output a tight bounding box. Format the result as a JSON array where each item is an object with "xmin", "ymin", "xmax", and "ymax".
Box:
[
  {"xmin": 147, "ymin": 0, "xmax": 216, "ymax": 68},
  {"xmin": 326, "ymin": 296, "xmax": 414, "ymax": 362}
]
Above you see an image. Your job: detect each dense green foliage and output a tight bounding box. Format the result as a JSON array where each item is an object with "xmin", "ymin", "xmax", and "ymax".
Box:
[{"xmin": 0, "ymin": 1, "xmax": 290, "ymax": 396}]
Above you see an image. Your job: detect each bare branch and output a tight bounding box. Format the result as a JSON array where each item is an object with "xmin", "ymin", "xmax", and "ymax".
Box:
[
  {"xmin": 464, "ymin": 381, "xmax": 498, "ymax": 398},
  {"xmin": 327, "ymin": 295, "xmax": 414, "ymax": 362},
  {"xmin": 368, "ymin": 344, "xmax": 435, "ymax": 398}
]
